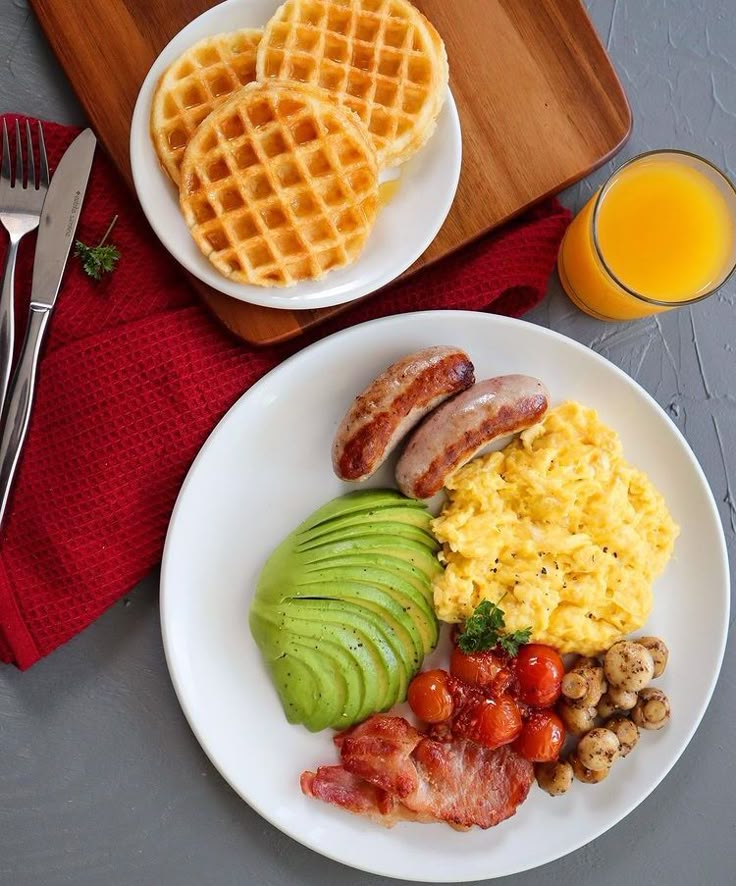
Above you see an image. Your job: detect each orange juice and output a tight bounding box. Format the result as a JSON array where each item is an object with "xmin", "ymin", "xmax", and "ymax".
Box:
[{"xmin": 558, "ymin": 151, "xmax": 736, "ymax": 320}]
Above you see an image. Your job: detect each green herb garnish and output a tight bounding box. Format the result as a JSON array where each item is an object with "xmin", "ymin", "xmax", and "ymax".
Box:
[
  {"xmin": 457, "ymin": 598, "xmax": 532, "ymax": 656},
  {"xmin": 75, "ymin": 215, "xmax": 120, "ymax": 281}
]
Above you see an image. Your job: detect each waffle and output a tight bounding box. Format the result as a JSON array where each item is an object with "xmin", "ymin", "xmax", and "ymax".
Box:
[
  {"xmin": 256, "ymin": 0, "xmax": 449, "ymax": 168},
  {"xmin": 151, "ymin": 29, "xmax": 262, "ymax": 184},
  {"xmin": 179, "ymin": 82, "xmax": 380, "ymax": 287}
]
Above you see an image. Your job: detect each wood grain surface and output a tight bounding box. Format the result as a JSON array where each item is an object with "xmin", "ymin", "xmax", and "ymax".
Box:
[{"xmin": 30, "ymin": 0, "xmax": 631, "ymax": 345}]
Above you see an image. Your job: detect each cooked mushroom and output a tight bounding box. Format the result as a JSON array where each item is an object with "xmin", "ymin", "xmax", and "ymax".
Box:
[
  {"xmin": 596, "ymin": 693, "xmax": 619, "ymax": 719},
  {"xmin": 577, "ymin": 728, "xmax": 620, "ymax": 771},
  {"xmin": 607, "ymin": 685, "xmax": 639, "ymax": 711},
  {"xmin": 561, "ymin": 671, "xmax": 588, "ymax": 701},
  {"xmin": 535, "ymin": 760, "xmax": 574, "ymax": 797},
  {"xmin": 581, "ymin": 666, "xmax": 607, "ymax": 707},
  {"xmin": 636, "ymin": 636, "xmax": 669, "ymax": 678},
  {"xmin": 557, "ymin": 700, "xmax": 597, "ymax": 736},
  {"xmin": 606, "ymin": 716, "xmax": 640, "ymax": 757},
  {"xmin": 562, "ymin": 664, "xmax": 606, "ymax": 708},
  {"xmin": 631, "ymin": 688, "xmax": 671, "ymax": 730},
  {"xmin": 570, "ymin": 752, "xmax": 609, "ymax": 784},
  {"xmin": 604, "ymin": 641, "xmax": 654, "ymax": 692}
]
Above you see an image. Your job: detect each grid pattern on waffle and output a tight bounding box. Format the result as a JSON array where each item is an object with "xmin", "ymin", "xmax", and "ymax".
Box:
[
  {"xmin": 180, "ymin": 84, "xmax": 379, "ymax": 287},
  {"xmin": 257, "ymin": 0, "xmax": 445, "ymax": 168},
  {"xmin": 151, "ymin": 29, "xmax": 262, "ymax": 184}
]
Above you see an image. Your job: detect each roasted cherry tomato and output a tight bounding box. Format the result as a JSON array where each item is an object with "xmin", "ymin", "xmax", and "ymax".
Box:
[
  {"xmin": 407, "ymin": 669, "xmax": 454, "ymax": 723},
  {"xmin": 450, "ymin": 647, "xmax": 505, "ymax": 688},
  {"xmin": 472, "ymin": 694, "xmax": 523, "ymax": 750},
  {"xmin": 514, "ymin": 644, "xmax": 564, "ymax": 707},
  {"xmin": 513, "ymin": 710, "xmax": 565, "ymax": 762}
]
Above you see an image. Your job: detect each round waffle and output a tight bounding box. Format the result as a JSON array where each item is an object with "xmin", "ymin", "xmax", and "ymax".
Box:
[
  {"xmin": 179, "ymin": 82, "xmax": 380, "ymax": 287},
  {"xmin": 256, "ymin": 0, "xmax": 449, "ymax": 169},
  {"xmin": 151, "ymin": 29, "xmax": 262, "ymax": 184}
]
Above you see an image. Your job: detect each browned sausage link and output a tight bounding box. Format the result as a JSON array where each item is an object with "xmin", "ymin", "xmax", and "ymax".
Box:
[
  {"xmin": 332, "ymin": 346, "xmax": 475, "ymax": 482},
  {"xmin": 395, "ymin": 375, "xmax": 550, "ymax": 499}
]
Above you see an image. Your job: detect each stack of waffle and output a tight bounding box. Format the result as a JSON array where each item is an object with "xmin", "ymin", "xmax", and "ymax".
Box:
[{"xmin": 150, "ymin": 0, "xmax": 449, "ymax": 287}]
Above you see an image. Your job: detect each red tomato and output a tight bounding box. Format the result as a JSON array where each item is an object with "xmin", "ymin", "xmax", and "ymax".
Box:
[
  {"xmin": 513, "ymin": 711, "xmax": 565, "ymax": 762},
  {"xmin": 450, "ymin": 647, "xmax": 504, "ymax": 687},
  {"xmin": 407, "ymin": 669, "xmax": 454, "ymax": 723},
  {"xmin": 472, "ymin": 694, "xmax": 523, "ymax": 750},
  {"xmin": 514, "ymin": 644, "xmax": 564, "ymax": 707}
]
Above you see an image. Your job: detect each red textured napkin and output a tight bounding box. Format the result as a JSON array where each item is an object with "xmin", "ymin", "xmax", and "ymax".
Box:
[{"xmin": 0, "ymin": 115, "xmax": 570, "ymax": 669}]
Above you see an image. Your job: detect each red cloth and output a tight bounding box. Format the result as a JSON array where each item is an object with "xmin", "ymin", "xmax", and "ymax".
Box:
[{"xmin": 0, "ymin": 115, "xmax": 570, "ymax": 669}]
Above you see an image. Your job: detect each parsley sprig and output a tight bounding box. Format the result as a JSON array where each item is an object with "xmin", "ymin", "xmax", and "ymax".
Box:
[
  {"xmin": 75, "ymin": 215, "xmax": 120, "ymax": 281},
  {"xmin": 457, "ymin": 598, "xmax": 532, "ymax": 656}
]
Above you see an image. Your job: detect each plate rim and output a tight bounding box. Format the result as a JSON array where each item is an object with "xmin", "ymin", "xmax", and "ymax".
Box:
[
  {"xmin": 160, "ymin": 310, "xmax": 730, "ymax": 881},
  {"xmin": 129, "ymin": 0, "xmax": 463, "ymax": 311}
]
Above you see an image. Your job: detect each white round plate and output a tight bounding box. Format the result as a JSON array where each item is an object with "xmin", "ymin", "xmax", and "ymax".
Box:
[
  {"xmin": 130, "ymin": 0, "xmax": 462, "ymax": 310},
  {"xmin": 161, "ymin": 311, "xmax": 729, "ymax": 882}
]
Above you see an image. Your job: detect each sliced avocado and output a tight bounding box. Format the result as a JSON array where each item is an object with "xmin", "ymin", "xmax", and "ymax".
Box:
[
  {"xmin": 303, "ymin": 552, "xmax": 437, "ymax": 603},
  {"xmin": 292, "ymin": 597, "xmax": 410, "ymax": 705},
  {"xmin": 276, "ymin": 611, "xmax": 383, "ymax": 725},
  {"xmin": 250, "ymin": 490, "xmax": 444, "ymax": 731},
  {"xmin": 297, "ymin": 560, "xmax": 438, "ymax": 653},
  {"xmin": 255, "ymin": 605, "xmax": 375, "ymax": 728},
  {"xmin": 289, "ymin": 578, "xmax": 424, "ymax": 669},
  {"xmin": 297, "ymin": 536, "xmax": 443, "ymax": 579},
  {"xmin": 274, "ymin": 619, "xmax": 366, "ymax": 727},
  {"xmin": 296, "ymin": 565, "xmax": 438, "ymax": 655},
  {"xmin": 272, "ymin": 638, "xmax": 347, "ymax": 732},
  {"xmin": 283, "ymin": 600, "xmax": 397, "ymax": 715},
  {"xmin": 295, "ymin": 490, "xmax": 424, "ymax": 533},
  {"xmin": 266, "ymin": 649, "xmax": 323, "ymax": 727},
  {"xmin": 296, "ymin": 521, "xmax": 439, "ymax": 553},
  {"xmin": 296, "ymin": 505, "xmax": 434, "ymax": 544}
]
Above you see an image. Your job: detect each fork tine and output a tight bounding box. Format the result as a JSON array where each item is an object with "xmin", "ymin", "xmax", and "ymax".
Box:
[
  {"xmin": 25, "ymin": 121, "xmax": 35, "ymax": 190},
  {"xmin": 0, "ymin": 121, "xmax": 10, "ymax": 184},
  {"xmin": 37, "ymin": 122, "xmax": 49, "ymax": 189},
  {"xmin": 14, "ymin": 120, "xmax": 23, "ymax": 188}
]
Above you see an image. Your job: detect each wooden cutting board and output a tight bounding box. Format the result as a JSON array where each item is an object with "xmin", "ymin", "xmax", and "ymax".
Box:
[{"xmin": 31, "ymin": 0, "xmax": 630, "ymax": 345}]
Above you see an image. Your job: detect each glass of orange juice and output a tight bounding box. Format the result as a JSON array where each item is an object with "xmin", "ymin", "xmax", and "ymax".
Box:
[{"xmin": 557, "ymin": 150, "xmax": 736, "ymax": 321}]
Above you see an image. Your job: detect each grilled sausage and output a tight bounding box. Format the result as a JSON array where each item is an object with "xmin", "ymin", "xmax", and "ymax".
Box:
[
  {"xmin": 395, "ymin": 375, "xmax": 550, "ymax": 499},
  {"xmin": 332, "ymin": 346, "xmax": 475, "ymax": 482}
]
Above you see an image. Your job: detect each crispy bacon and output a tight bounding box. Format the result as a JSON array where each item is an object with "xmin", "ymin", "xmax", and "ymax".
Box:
[
  {"xmin": 300, "ymin": 766, "xmax": 400, "ymax": 824},
  {"xmin": 404, "ymin": 734, "xmax": 533, "ymax": 829},
  {"xmin": 338, "ymin": 714, "xmax": 421, "ymax": 797},
  {"xmin": 302, "ymin": 715, "xmax": 534, "ymax": 830}
]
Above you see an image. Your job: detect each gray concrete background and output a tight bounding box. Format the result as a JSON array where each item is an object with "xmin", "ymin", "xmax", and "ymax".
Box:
[{"xmin": 0, "ymin": 0, "xmax": 733, "ymax": 883}]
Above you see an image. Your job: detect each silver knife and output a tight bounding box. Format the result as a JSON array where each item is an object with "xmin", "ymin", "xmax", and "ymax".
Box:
[{"xmin": 0, "ymin": 128, "xmax": 96, "ymax": 529}]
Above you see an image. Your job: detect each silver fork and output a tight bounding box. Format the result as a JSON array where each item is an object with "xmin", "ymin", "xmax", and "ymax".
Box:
[{"xmin": 0, "ymin": 120, "xmax": 49, "ymax": 417}]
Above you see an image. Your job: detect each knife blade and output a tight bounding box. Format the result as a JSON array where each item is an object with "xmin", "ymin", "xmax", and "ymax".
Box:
[
  {"xmin": 30, "ymin": 128, "xmax": 96, "ymax": 308},
  {"xmin": 0, "ymin": 128, "xmax": 96, "ymax": 529}
]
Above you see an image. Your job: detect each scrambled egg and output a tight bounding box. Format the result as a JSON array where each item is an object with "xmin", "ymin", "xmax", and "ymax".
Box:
[{"xmin": 431, "ymin": 402, "xmax": 679, "ymax": 655}]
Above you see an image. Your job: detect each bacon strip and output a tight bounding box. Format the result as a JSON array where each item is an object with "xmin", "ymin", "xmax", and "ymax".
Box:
[
  {"xmin": 300, "ymin": 766, "xmax": 400, "ymax": 824},
  {"xmin": 302, "ymin": 715, "xmax": 534, "ymax": 830}
]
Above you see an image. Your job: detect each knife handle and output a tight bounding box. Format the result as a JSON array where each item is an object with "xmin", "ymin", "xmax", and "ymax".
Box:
[
  {"xmin": 0, "ymin": 304, "xmax": 50, "ymax": 529},
  {"xmin": 0, "ymin": 237, "xmax": 19, "ymax": 418}
]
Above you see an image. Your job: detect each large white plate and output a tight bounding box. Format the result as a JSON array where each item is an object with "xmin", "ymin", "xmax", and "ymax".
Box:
[
  {"xmin": 161, "ymin": 311, "xmax": 729, "ymax": 882},
  {"xmin": 130, "ymin": 0, "xmax": 462, "ymax": 310}
]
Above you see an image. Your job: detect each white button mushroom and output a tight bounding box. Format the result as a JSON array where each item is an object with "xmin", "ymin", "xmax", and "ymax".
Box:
[
  {"xmin": 604, "ymin": 641, "xmax": 655, "ymax": 693},
  {"xmin": 570, "ymin": 751, "xmax": 609, "ymax": 784},
  {"xmin": 631, "ymin": 688, "xmax": 671, "ymax": 730},
  {"xmin": 557, "ymin": 700, "xmax": 597, "ymax": 736},
  {"xmin": 562, "ymin": 663, "xmax": 607, "ymax": 708},
  {"xmin": 635, "ymin": 636, "xmax": 669, "ymax": 678},
  {"xmin": 535, "ymin": 760, "xmax": 574, "ymax": 797},
  {"xmin": 596, "ymin": 693, "xmax": 619, "ymax": 720},
  {"xmin": 605, "ymin": 716, "xmax": 640, "ymax": 757},
  {"xmin": 576, "ymin": 727, "xmax": 620, "ymax": 771},
  {"xmin": 561, "ymin": 671, "xmax": 588, "ymax": 701},
  {"xmin": 607, "ymin": 684, "xmax": 639, "ymax": 711}
]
